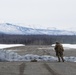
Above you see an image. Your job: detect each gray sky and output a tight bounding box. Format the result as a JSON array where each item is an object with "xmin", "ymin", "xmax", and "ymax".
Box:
[{"xmin": 0, "ymin": 0, "xmax": 76, "ymax": 31}]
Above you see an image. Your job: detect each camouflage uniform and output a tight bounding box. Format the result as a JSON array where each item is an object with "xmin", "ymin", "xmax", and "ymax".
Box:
[{"xmin": 54, "ymin": 42, "xmax": 64, "ymax": 62}]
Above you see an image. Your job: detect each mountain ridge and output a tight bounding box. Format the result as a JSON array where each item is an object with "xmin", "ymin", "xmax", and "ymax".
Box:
[{"xmin": 0, "ymin": 23, "xmax": 76, "ymax": 35}]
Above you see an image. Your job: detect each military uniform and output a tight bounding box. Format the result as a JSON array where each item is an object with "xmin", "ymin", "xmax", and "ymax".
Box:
[{"xmin": 54, "ymin": 42, "xmax": 64, "ymax": 62}]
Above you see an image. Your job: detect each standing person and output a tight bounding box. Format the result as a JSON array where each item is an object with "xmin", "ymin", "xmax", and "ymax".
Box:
[{"xmin": 54, "ymin": 42, "xmax": 64, "ymax": 62}]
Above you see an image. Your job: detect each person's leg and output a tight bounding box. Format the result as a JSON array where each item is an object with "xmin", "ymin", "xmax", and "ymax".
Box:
[
  {"xmin": 61, "ymin": 56, "xmax": 64, "ymax": 62},
  {"xmin": 58, "ymin": 56, "xmax": 61, "ymax": 62},
  {"xmin": 60, "ymin": 52, "xmax": 64, "ymax": 62}
]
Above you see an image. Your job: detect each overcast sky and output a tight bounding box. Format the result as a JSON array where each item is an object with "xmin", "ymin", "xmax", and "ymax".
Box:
[{"xmin": 0, "ymin": 0, "xmax": 76, "ymax": 31}]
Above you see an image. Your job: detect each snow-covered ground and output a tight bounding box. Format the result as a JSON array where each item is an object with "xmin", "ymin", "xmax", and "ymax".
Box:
[
  {"xmin": 0, "ymin": 44, "xmax": 25, "ymax": 49},
  {"xmin": 0, "ymin": 44, "xmax": 76, "ymax": 62}
]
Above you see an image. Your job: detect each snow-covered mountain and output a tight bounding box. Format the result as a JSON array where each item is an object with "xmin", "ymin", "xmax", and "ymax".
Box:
[{"xmin": 0, "ymin": 23, "xmax": 76, "ymax": 35}]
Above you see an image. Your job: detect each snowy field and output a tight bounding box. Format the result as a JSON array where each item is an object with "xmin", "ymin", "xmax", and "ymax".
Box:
[{"xmin": 0, "ymin": 44, "xmax": 76, "ymax": 62}]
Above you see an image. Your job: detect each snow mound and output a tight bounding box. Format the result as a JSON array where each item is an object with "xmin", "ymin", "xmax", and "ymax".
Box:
[{"xmin": 0, "ymin": 50, "xmax": 76, "ymax": 62}]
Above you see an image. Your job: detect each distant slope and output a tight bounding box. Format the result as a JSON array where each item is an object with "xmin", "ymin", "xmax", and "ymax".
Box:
[{"xmin": 0, "ymin": 23, "xmax": 76, "ymax": 35}]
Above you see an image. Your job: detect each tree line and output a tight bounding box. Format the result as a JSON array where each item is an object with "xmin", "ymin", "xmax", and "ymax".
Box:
[{"xmin": 0, "ymin": 34, "xmax": 76, "ymax": 45}]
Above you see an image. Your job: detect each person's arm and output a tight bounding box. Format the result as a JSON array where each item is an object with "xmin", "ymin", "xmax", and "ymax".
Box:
[
  {"xmin": 61, "ymin": 45, "xmax": 64, "ymax": 51},
  {"xmin": 54, "ymin": 45, "xmax": 57, "ymax": 52}
]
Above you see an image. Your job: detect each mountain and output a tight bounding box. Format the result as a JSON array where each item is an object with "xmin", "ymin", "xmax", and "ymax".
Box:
[{"xmin": 0, "ymin": 23, "xmax": 76, "ymax": 35}]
